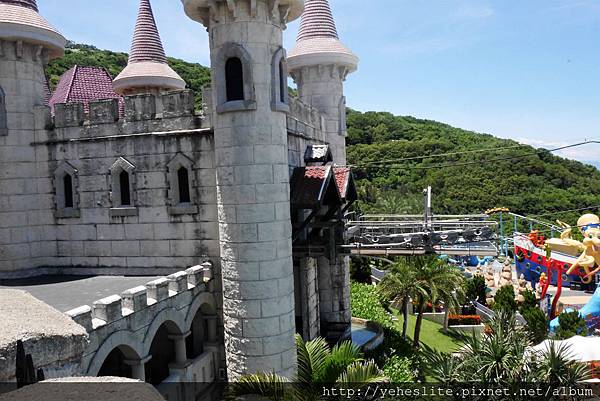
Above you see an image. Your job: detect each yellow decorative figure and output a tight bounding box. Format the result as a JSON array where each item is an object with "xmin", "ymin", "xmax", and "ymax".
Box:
[{"xmin": 548, "ymin": 214, "xmax": 600, "ymax": 284}]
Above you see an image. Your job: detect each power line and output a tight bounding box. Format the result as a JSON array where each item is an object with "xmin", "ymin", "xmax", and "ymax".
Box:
[
  {"xmin": 350, "ymin": 141, "xmax": 600, "ymax": 171},
  {"xmin": 531, "ymin": 205, "xmax": 600, "ymax": 218}
]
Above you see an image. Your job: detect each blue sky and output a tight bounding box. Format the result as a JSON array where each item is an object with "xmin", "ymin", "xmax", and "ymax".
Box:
[{"xmin": 41, "ymin": 0, "xmax": 600, "ymax": 164}]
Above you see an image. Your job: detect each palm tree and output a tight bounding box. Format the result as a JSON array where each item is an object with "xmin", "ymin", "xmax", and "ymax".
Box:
[
  {"xmin": 377, "ymin": 259, "xmax": 419, "ymax": 339},
  {"xmin": 378, "ymin": 256, "xmax": 465, "ymax": 347},
  {"xmin": 226, "ymin": 335, "xmax": 386, "ymax": 401},
  {"xmin": 422, "ymin": 311, "xmax": 590, "ymax": 391}
]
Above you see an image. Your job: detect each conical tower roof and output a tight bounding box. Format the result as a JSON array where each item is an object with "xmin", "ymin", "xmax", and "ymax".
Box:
[
  {"xmin": 288, "ymin": 0, "xmax": 357, "ymax": 73},
  {"xmin": 0, "ymin": 0, "xmax": 65, "ymax": 59},
  {"xmin": 113, "ymin": 0, "xmax": 185, "ymax": 95}
]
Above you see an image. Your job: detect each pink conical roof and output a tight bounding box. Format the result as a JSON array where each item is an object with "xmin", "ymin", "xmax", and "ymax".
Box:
[
  {"xmin": 297, "ymin": 0, "xmax": 338, "ymax": 42},
  {"xmin": 113, "ymin": 0, "xmax": 184, "ymax": 94},
  {"xmin": 288, "ymin": 0, "xmax": 358, "ymax": 72},
  {"xmin": 0, "ymin": 0, "xmax": 65, "ymax": 59},
  {"xmin": 128, "ymin": 0, "xmax": 167, "ymax": 64},
  {"xmin": 0, "ymin": 0, "xmax": 38, "ymax": 11}
]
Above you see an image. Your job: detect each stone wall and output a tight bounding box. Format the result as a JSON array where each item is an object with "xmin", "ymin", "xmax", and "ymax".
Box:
[
  {"xmin": 0, "ymin": 40, "xmax": 54, "ymax": 275},
  {"xmin": 287, "ymin": 96, "xmax": 327, "ymax": 172}
]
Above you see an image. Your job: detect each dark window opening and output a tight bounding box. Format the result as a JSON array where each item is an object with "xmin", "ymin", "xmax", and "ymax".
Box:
[
  {"xmin": 279, "ymin": 60, "xmax": 286, "ymax": 103},
  {"xmin": 0, "ymin": 87, "xmax": 6, "ymax": 134},
  {"xmin": 225, "ymin": 57, "xmax": 244, "ymax": 102},
  {"xmin": 63, "ymin": 174, "xmax": 73, "ymax": 208},
  {"xmin": 119, "ymin": 170, "xmax": 131, "ymax": 206},
  {"xmin": 177, "ymin": 167, "xmax": 191, "ymax": 203},
  {"xmin": 146, "ymin": 325, "xmax": 175, "ymax": 385}
]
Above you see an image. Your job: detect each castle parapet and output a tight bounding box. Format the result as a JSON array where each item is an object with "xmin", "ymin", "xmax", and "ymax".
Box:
[
  {"xmin": 50, "ymin": 89, "xmax": 210, "ymax": 139},
  {"xmin": 287, "ymin": 96, "xmax": 326, "ymax": 143},
  {"xmin": 64, "ymin": 262, "xmax": 215, "ymax": 332}
]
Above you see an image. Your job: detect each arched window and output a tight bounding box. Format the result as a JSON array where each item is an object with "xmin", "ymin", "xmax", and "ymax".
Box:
[
  {"xmin": 177, "ymin": 167, "xmax": 191, "ymax": 204},
  {"xmin": 54, "ymin": 162, "xmax": 79, "ymax": 218},
  {"xmin": 271, "ymin": 48, "xmax": 289, "ymax": 112},
  {"xmin": 225, "ymin": 57, "xmax": 244, "ymax": 102},
  {"xmin": 119, "ymin": 170, "xmax": 131, "ymax": 206},
  {"xmin": 63, "ymin": 174, "xmax": 74, "ymax": 208},
  {"xmin": 0, "ymin": 86, "xmax": 6, "ymax": 136},
  {"xmin": 109, "ymin": 157, "xmax": 137, "ymax": 217},
  {"xmin": 279, "ymin": 60, "xmax": 286, "ymax": 103},
  {"xmin": 167, "ymin": 153, "xmax": 197, "ymax": 215}
]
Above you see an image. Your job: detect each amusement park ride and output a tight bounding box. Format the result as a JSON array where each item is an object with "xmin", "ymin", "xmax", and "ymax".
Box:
[
  {"xmin": 344, "ymin": 187, "xmax": 600, "ymax": 326},
  {"xmin": 344, "ymin": 187, "xmax": 499, "ymax": 257}
]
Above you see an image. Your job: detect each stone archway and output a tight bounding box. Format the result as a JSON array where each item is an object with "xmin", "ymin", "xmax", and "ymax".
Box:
[
  {"xmin": 86, "ymin": 331, "xmax": 143, "ymax": 377},
  {"xmin": 97, "ymin": 345, "xmax": 140, "ymax": 379}
]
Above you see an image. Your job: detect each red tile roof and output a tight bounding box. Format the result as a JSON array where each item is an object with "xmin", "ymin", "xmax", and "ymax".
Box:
[
  {"xmin": 291, "ymin": 165, "xmax": 344, "ymax": 208},
  {"xmin": 129, "ymin": 0, "xmax": 167, "ymax": 64},
  {"xmin": 297, "ymin": 0, "xmax": 338, "ymax": 41},
  {"xmin": 49, "ymin": 66, "xmax": 124, "ymax": 115},
  {"xmin": 333, "ymin": 167, "xmax": 350, "ymax": 199},
  {"xmin": 0, "ymin": 0, "xmax": 37, "ymax": 11}
]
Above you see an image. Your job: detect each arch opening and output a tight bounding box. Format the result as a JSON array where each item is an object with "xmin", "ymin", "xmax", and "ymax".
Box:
[
  {"xmin": 119, "ymin": 170, "xmax": 131, "ymax": 206},
  {"xmin": 177, "ymin": 166, "xmax": 191, "ymax": 204},
  {"xmin": 63, "ymin": 173, "xmax": 74, "ymax": 208},
  {"xmin": 97, "ymin": 345, "xmax": 139, "ymax": 379},
  {"xmin": 145, "ymin": 321, "xmax": 180, "ymax": 385},
  {"xmin": 225, "ymin": 57, "xmax": 244, "ymax": 102}
]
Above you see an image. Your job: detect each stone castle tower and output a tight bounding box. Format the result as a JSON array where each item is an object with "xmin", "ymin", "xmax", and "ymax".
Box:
[
  {"xmin": 289, "ymin": 0, "xmax": 358, "ymax": 341},
  {"xmin": 182, "ymin": 0, "xmax": 305, "ymax": 378},
  {"xmin": 288, "ymin": 0, "xmax": 358, "ymax": 165},
  {"xmin": 0, "ymin": 0, "xmax": 66, "ymax": 273}
]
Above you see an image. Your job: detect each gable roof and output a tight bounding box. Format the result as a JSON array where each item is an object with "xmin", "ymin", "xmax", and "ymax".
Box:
[
  {"xmin": 290, "ymin": 165, "xmax": 342, "ymax": 209},
  {"xmin": 333, "ymin": 167, "xmax": 357, "ymax": 203},
  {"xmin": 49, "ymin": 65, "xmax": 124, "ymax": 115}
]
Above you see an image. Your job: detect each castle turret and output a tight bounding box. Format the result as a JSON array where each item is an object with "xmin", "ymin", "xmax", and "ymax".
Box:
[
  {"xmin": 0, "ymin": 0, "xmax": 66, "ymax": 273},
  {"xmin": 288, "ymin": 0, "xmax": 358, "ymax": 342},
  {"xmin": 288, "ymin": 0, "xmax": 358, "ymax": 165},
  {"xmin": 181, "ymin": 0, "xmax": 303, "ymax": 379},
  {"xmin": 113, "ymin": 0, "xmax": 185, "ymax": 95}
]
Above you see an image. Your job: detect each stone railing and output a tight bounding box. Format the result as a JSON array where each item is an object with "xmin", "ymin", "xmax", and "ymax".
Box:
[
  {"xmin": 287, "ymin": 96, "xmax": 326, "ymax": 143},
  {"xmin": 48, "ymin": 89, "xmax": 212, "ymax": 140},
  {"xmin": 66, "ymin": 262, "xmax": 214, "ymax": 332}
]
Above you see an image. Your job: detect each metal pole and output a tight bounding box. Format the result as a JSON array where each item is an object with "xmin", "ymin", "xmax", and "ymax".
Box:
[{"xmin": 499, "ymin": 212, "xmax": 504, "ymax": 256}]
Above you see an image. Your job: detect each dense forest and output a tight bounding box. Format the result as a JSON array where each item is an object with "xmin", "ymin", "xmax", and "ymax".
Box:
[{"xmin": 46, "ymin": 43, "xmax": 600, "ymax": 226}]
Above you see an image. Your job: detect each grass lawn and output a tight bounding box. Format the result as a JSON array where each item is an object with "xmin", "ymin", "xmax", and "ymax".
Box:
[{"xmin": 395, "ymin": 312, "xmax": 465, "ymax": 352}]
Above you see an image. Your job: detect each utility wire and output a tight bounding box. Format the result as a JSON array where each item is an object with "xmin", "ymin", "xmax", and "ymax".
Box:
[
  {"xmin": 531, "ymin": 205, "xmax": 600, "ymax": 218},
  {"xmin": 350, "ymin": 141, "xmax": 600, "ymax": 171}
]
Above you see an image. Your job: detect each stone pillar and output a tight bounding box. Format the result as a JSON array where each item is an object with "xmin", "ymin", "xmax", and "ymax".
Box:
[
  {"xmin": 124, "ymin": 355, "xmax": 152, "ymax": 381},
  {"xmin": 318, "ymin": 256, "xmax": 351, "ymax": 341},
  {"xmin": 206, "ymin": 316, "xmax": 218, "ymax": 343},
  {"xmin": 181, "ymin": 0, "xmax": 304, "ymax": 379},
  {"xmin": 169, "ymin": 332, "xmax": 191, "ymax": 364}
]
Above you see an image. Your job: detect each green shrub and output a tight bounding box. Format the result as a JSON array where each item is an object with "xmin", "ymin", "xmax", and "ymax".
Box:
[
  {"xmin": 521, "ymin": 307, "xmax": 548, "ymax": 345},
  {"xmin": 465, "ymin": 275, "xmax": 487, "ymax": 304},
  {"xmin": 350, "ymin": 282, "xmax": 392, "ymax": 326},
  {"xmin": 383, "ymin": 355, "xmax": 414, "ymax": 382},
  {"xmin": 519, "ymin": 289, "xmax": 538, "ymax": 312},
  {"xmin": 556, "ymin": 310, "xmax": 588, "ymax": 340},
  {"xmin": 493, "ymin": 285, "xmax": 517, "ymax": 313}
]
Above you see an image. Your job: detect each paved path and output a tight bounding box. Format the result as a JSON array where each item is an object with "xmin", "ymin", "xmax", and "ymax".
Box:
[{"xmin": 0, "ymin": 276, "xmax": 161, "ymax": 312}]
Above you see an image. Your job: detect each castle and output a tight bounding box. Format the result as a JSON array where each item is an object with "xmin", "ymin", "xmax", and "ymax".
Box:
[{"xmin": 0, "ymin": 0, "xmax": 358, "ymax": 395}]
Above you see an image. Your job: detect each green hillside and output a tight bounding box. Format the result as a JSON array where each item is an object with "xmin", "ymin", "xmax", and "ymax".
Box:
[{"xmin": 45, "ymin": 43, "xmax": 600, "ymax": 226}]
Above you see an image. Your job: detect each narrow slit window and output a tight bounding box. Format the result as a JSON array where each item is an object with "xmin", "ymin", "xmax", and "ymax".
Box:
[
  {"xmin": 119, "ymin": 170, "xmax": 131, "ymax": 206},
  {"xmin": 63, "ymin": 174, "xmax": 74, "ymax": 208},
  {"xmin": 0, "ymin": 87, "xmax": 6, "ymax": 135},
  {"xmin": 177, "ymin": 166, "xmax": 191, "ymax": 204},
  {"xmin": 279, "ymin": 60, "xmax": 286, "ymax": 103},
  {"xmin": 225, "ymin": 57, "xmax": 244, "ymax": 101}
]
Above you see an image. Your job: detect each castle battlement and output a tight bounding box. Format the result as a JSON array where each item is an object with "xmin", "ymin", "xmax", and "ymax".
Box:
[
  {"xmin": 287, "ymin": 96, "xmax": 326, "ymax": 143},
  {"xmin": 48, "ymin": 88, "xmax": 212, "ymax": 141},
  {"xmin": 66, "ymin": 262, "xmax": 213, "ymax": 331}
]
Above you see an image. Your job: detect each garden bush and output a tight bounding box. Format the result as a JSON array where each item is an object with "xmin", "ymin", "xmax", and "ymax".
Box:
[
  {"xmin": 556, "ymin": 310, "xmax": 588, "ymax": 340},
  {"xmin": 521, "ymin": 307, "xmax": 548, "ymax": 345},
  {"xmin": 493, "ymin": 285, "xmax": 517, "ymax": 313},
  {"xmin": 465, "ymin": 275, "xmax": 487, "ymax": 304},
  {"xmin": 383, "ymin": 355, "xmax": 415, "ymax": 382}
]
